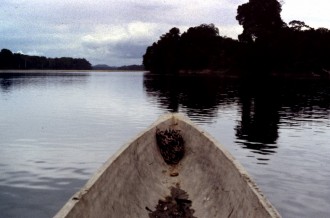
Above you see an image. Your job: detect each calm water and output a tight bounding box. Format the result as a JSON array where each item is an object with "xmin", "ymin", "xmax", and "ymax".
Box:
[{"xmin": 0, "ymin": 71, "xmax": 329, "ymax": 218}]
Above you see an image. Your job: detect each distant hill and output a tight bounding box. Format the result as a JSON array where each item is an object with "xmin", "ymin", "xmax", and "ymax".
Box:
[
  {"xmin": 92, "ymin": 64, "xmax": 117, "ymax": 70},
  {"xmin": 93, "ymin": 64, "xmax": 145, "ymax": 71}
]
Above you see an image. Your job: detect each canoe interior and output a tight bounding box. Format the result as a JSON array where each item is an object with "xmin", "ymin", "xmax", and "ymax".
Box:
[{"xmin": 54, "ymin": 114, "xmax": 280, "ymax": 218}]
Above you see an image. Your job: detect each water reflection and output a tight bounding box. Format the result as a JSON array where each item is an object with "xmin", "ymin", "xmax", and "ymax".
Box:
[
  {"xmin": 0, "ymin": 71, "xmax": 329, "ymax": 217},
  {"xmin": 143, "ymin": 73, "xmax": 238, "ymax": 122},
  {"xmin": 0, "ymin": 72, "xmax": 89, "ymax": 93},
  {"xmin": 144, "ymin": 72, "xmax": 330, "ymax": 156},
  {"xmin": 235, "ymin": 81, "xmax": 280, "ymax": 155},
  {"xmin": 0, "ymin": 177, "xmax": 86, "ymax": 217}
]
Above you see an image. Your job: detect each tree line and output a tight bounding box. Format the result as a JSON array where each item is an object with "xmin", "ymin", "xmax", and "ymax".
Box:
[
  {"xmin": 0, "ymin": 48, "xmax": 92, "ymax": 70},
  {"xmin": 143, "ymin": 0, "xmax": 330, "ymax": 77},
  {"xmin": 143, "ymin": 24, "xmax": 240, "ymax": 73}
]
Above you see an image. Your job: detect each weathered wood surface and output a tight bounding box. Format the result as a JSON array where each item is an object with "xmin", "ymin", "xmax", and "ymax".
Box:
[{"xmin": 54, "ymin": 114, "xmax": 281, "ymax": 218}]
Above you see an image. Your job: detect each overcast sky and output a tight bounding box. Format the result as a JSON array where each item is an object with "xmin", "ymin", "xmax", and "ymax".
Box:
[{"xmin": 1, "ymin": 0, "xmax": 329, "ymax": 66}]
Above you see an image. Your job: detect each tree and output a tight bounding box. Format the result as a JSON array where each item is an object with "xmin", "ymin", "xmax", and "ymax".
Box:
[
  {"xmin": 180, "ymin": 24, "xmax": 221, "ymax": 70},
  {"xmin": 236, "ymin": 0, "xmax": 286, "ymax": 43},
  {"xmin": 0, "ymin": 49, "xmax": 15, "ymax": 69},
  {"xmin": 143, "ymin": 24, "xmax": 241, "ymax": 73},
  {"xmin": 289, "ymin": 20, "xmax": 312, "ymax": 31},
  {"xmin": 0, "ymin": 48, "xmax": 92, "ymax": 70},
  {"xmin": 143, "ymin": 27, "xmax": 181, "ymax": 72}
]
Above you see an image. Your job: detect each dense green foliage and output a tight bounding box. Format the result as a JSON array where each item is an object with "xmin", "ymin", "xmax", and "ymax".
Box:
[
  {"xmin": 143, "ymin": 0, "xmax": 330, "ymax": 77},
  {"xmin": 0, "ymin": 49, "xmax": 92, "ymax": 70}
]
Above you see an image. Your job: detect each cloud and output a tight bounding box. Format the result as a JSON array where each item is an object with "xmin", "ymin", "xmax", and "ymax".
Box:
[
  {"xmin": 281, "ymin": 0, "xmax": 330, "ymax": 29},
  {"xmin": 79, "ymin": 21, "xmax": 162, "ymax": 65},
  {"xmin": 1, "ymin": 0, "xmax": 328, "ymax": 66},
  {"xmin": 1, "ymin": 0, "xmax": 246, "ymax": 65}
]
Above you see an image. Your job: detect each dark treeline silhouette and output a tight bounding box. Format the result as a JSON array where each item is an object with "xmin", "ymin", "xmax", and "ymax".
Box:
[
  {"xmin": 143, "ymin": 0, "xmax": 330, "ymax": 78},
  {"xmin": 143, "ymin": 24, "xmax": 240, "ymax": 73},
  {"xmin": 0, "ymin": 48, "xmax": 92, "ymax": 70}
]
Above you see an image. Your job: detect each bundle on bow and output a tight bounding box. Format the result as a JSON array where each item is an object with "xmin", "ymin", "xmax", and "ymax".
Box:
[{"xmin": 156, "ymin": 129, "xmax": 185, "ymax": 165}]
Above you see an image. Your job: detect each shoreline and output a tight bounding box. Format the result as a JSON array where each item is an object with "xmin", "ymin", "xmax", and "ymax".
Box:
[
  {"xmin": 0, "ymin": 69, "xmax": 146, "ymax": 73},
  {"xmin": 1, "ymin": 69, "xmax": 329, "ymax": 80}
]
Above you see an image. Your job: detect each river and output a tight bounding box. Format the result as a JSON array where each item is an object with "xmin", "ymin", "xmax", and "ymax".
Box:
[{"xmin": 0, "ymin": 71, "xmax": 329, "ymax": 217}]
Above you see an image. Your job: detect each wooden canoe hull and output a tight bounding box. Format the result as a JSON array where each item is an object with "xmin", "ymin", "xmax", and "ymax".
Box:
[{"xmin": 54, "ymin": 114, "xmax": 281, "ymax": 218}]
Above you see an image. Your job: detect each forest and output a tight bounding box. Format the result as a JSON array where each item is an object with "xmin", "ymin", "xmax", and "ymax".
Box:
[
  {"xmin": 0, "ymin": 48, "xmax": 92, "ymax": 70},
  {"xmin": 143, "ymin": 0, "xmax": 330, "ymax": 78}
]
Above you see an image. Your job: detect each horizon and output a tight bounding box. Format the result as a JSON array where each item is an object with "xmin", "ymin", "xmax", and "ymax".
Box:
[{"xmin": 1, "ymin": 0, "xmax": 329, "ymax": 66}]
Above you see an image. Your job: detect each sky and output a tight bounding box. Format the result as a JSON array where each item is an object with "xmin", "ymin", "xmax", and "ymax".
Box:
[{"xmin": 1, "ymin": 0, "xmax": 329, "ymax": 66}]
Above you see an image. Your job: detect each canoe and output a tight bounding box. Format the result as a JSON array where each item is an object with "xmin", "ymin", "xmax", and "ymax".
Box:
[{"xmin": 54, "ymin": 114, "xmax": 281, "ymax": 218}]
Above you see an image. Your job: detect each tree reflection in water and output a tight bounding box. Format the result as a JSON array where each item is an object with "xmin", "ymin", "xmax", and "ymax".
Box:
[
  {"xmin": 143, "ymin": 72, "xmax": 330, "ymax": 156},
  {"xmin": 143, "ymin": 73, "xmax": 238, "ymax": 122},
  {"xmin": 0, "ymin": 72, "xmax": 89, "ymax": 93},
  {"xmin": 235, "ymin": 80, "xmax": 280, "ymax": 155}
]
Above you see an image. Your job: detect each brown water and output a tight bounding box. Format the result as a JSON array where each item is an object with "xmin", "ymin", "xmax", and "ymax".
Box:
[{"xmin": 0, "ymin": 71, "xmax": 329, "ymax": 217}]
